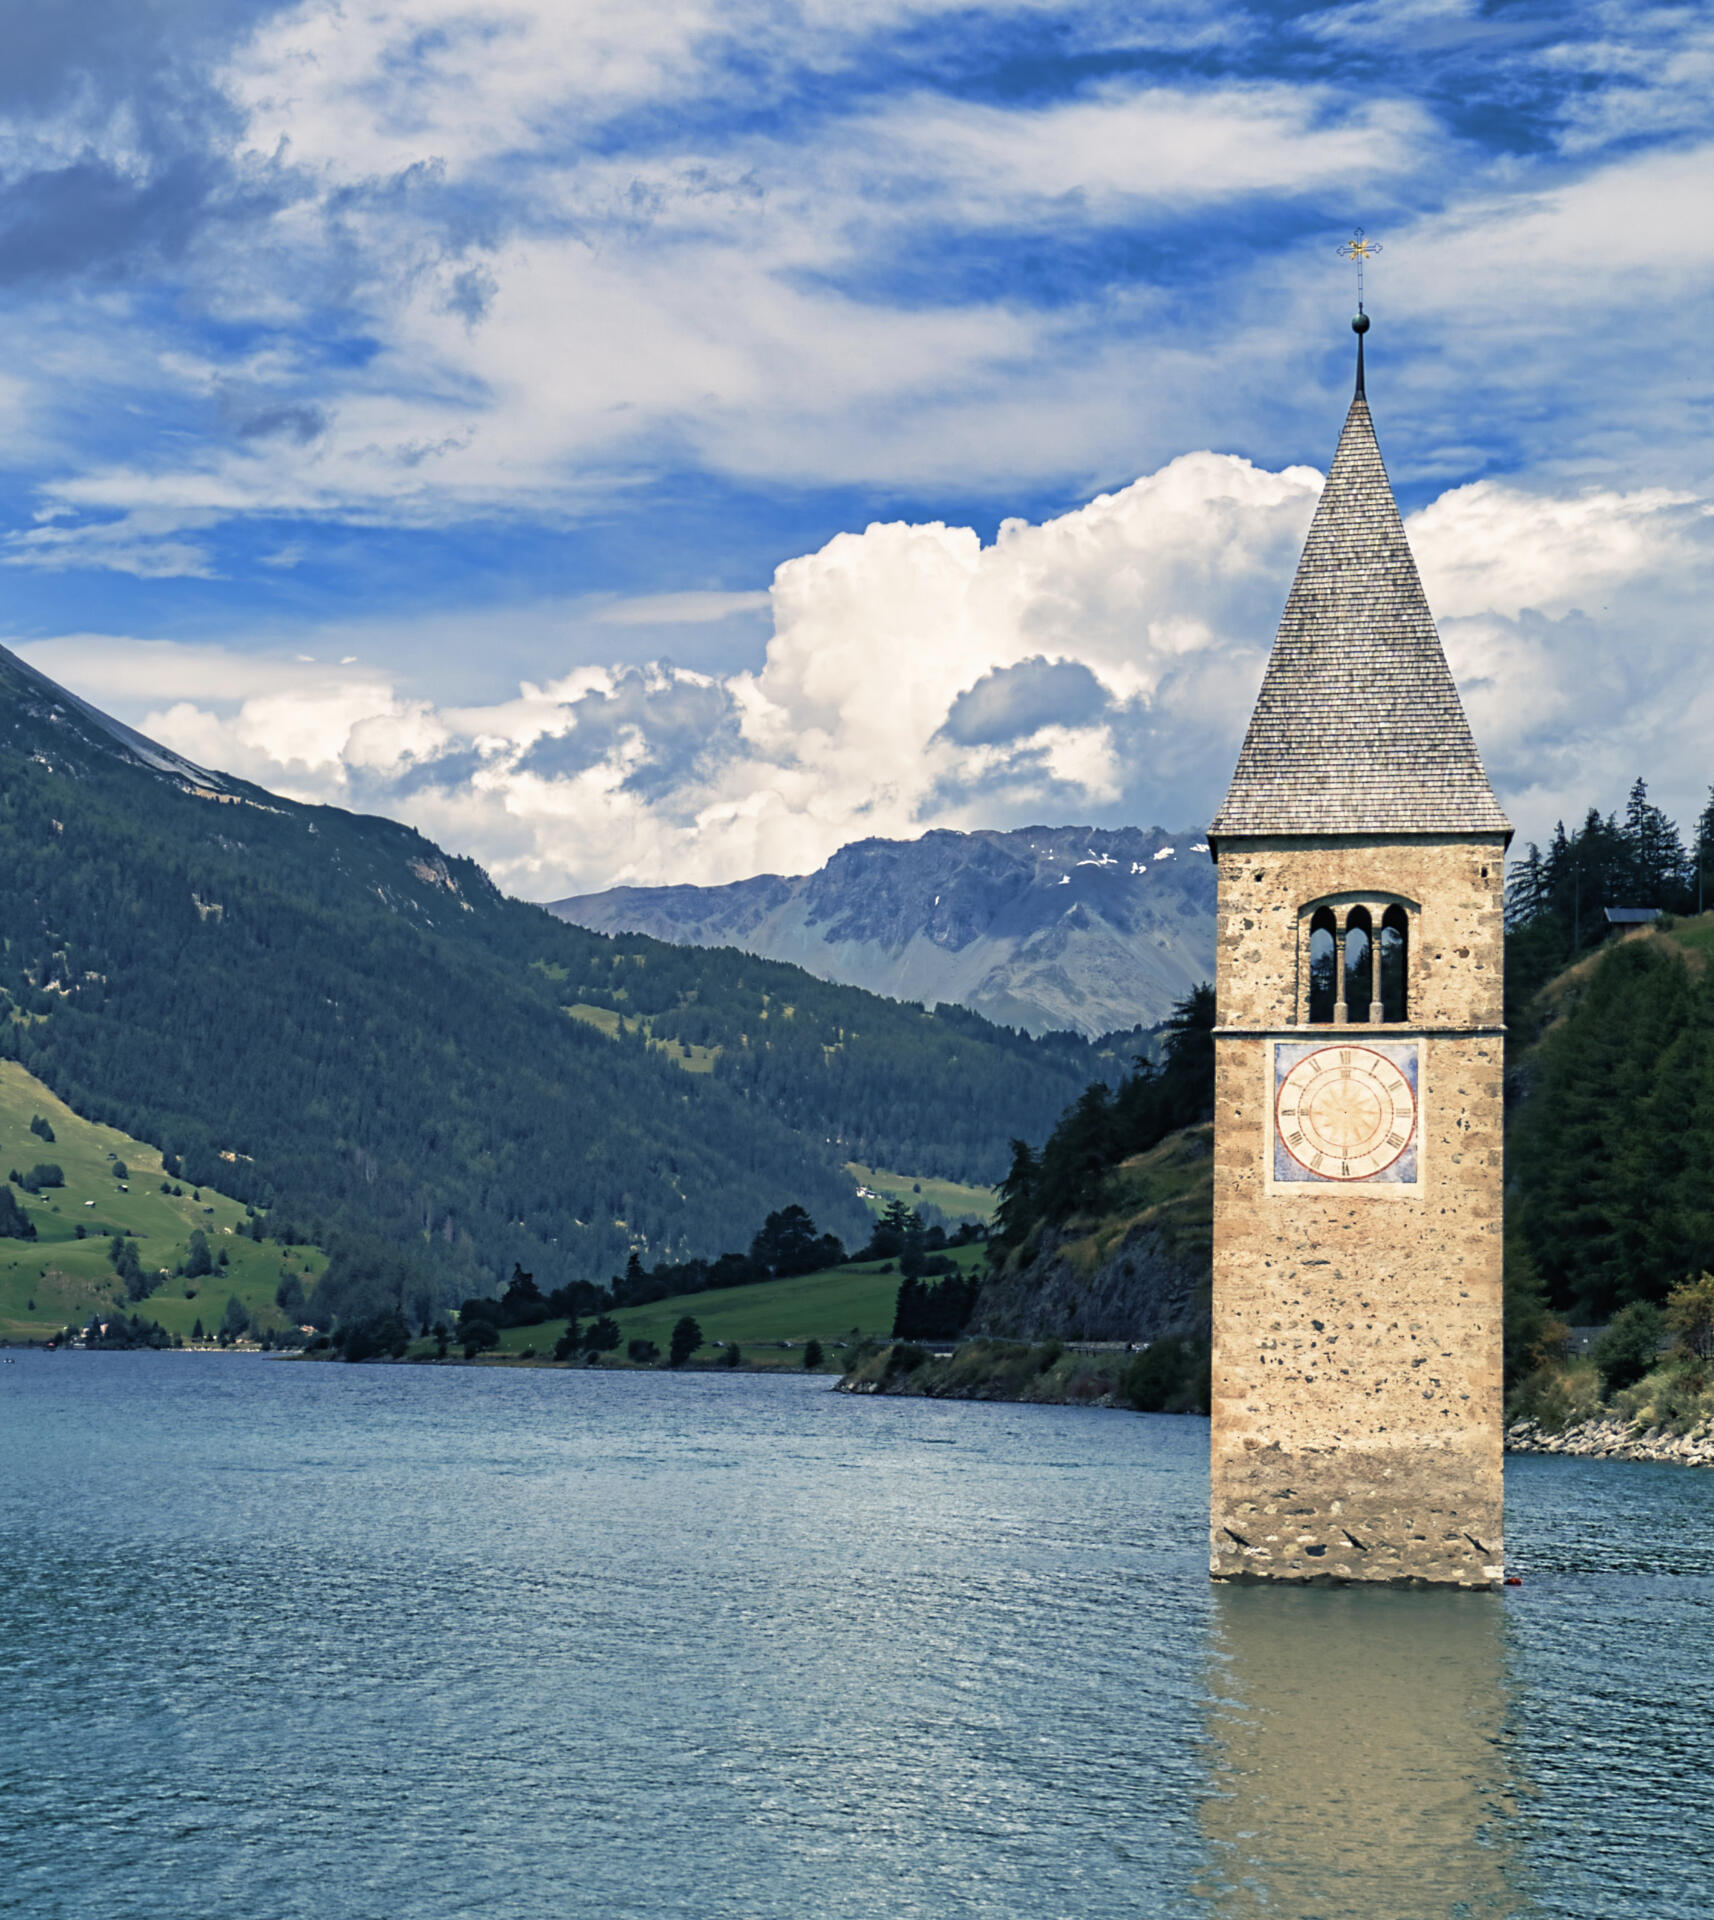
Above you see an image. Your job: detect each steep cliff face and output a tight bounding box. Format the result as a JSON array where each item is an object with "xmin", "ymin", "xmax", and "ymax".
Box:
[
  {"xmin": 549, "ymin": 824, "xmax": 1216, "ymax": 1038},
  {"xmin": 975, "ymin": 1127, "xmax": 1213, "ymax": 1343}
]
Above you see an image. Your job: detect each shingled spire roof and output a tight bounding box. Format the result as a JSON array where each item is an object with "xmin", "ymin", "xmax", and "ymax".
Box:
[{"xmin": 1209, "ymin": 330, "xmax": 1510, "ymax": 845}]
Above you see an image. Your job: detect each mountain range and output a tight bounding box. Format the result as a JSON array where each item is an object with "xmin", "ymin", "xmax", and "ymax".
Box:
[
  {"xmin": 0, "ymin": 644, "xmax": 1121, "ymax": 1306},
  {"xmin": 550, "ymin": 824, "xmax": 1217, "ymax": 1038}
]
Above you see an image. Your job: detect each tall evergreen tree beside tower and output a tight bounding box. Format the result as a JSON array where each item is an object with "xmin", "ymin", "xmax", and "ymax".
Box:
[{"xmin": 1621, "ymin": 778, "xmax": 1685, "ymax": 906}]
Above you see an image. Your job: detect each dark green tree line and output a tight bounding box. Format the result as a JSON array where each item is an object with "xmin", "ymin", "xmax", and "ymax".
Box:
[
  {"xmin": 0, "ymin": 647, "xmax": 1121, "ymax": 1314},
  {"xmin": 990, "ymin": 983, "xmax": 1215, "ymax": 1251},
  {"xmin": 1505, "ymin": 777, "xmax": 1714, "ymax": 1018}
]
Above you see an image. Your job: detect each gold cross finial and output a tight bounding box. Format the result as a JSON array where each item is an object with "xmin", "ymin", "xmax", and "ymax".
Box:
[{"xmin": 1339, "ymin": 227, "xmax": 1381, "ymax": 309}]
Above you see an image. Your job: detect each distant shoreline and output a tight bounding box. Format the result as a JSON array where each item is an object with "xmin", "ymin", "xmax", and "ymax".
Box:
[
  {"xmin": 15, "ymin": 1344, "xmax": 1711, "ymax": 1464},
  {"xmin": 1505, "ymin": 1417, "xmax": 1714, "ymax": 1468}
]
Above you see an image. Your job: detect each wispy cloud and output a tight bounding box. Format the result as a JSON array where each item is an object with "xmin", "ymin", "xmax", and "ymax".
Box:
[
  {"xmin": 0, "ymin": 0, "xmax": 1710, "ymax": 891},
  {"xmin": 3, "ymin": 510, "xmax": 221, "ymax": 579}
]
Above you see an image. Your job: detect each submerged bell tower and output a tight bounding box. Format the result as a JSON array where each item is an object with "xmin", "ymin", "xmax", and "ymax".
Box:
[{"xmin": 1206, "ymin": 307, "xmax": 1510, "ymax": 1587}]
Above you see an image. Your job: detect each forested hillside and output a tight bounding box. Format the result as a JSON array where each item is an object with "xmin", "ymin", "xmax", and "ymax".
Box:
[
  {"xmin": 0, "ymin": 645, "xmax": 1114, "ymax": 1306},
  {"xmin": 1507, "ymin": 917, "xmax": 1714, "ymax": 1322},
  {"xmin": 1505, "ymin": 778, "xmax": 1714, "ymax": 1322},
  {"xmin": 1505, "ymin": 777, "xmax": 1714, "ymax": 1018},
  {"xmin": 557, "ymin": 940, "xmax": 1107, "ymax": 1184}
]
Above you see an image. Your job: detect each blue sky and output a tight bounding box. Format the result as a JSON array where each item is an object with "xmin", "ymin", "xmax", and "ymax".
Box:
[{"xmin": 1, "ymin": 0, "xmax": 1710, "ymax": 896}]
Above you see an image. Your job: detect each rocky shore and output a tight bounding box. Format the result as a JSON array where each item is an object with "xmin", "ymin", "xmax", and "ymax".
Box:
[{"xmin": 1505, "ymin": 1416, "xmax": 1714, "ymax": 1468}]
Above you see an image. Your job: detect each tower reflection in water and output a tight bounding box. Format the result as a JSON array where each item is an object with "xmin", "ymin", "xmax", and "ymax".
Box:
[{"xmin": 1200, "ymin": 1586, "xmax": 1529, "ymax": 1919}]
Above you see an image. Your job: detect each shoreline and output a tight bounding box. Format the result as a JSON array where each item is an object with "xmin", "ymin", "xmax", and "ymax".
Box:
[
  {"xmin": 12, "ymin": 1340, "xmax": 1714, "ymax": 1464},
  {"xmin": 1505, "ymin": 1416, "xmax": 1714, "ymax": 1468}
]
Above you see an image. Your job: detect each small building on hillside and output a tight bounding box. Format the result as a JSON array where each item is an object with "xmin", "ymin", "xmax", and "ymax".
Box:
[{"xmin": 1604, "ymin": 907, "xmax": 1660, "ymax": 937}]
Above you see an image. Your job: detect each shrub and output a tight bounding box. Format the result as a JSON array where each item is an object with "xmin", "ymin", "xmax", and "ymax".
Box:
[
  {"xmin": 1614, "ymin": 1355, "xmax": 1714, "ymax": 1434},
  {"xmin": 1591, "ymin": 1302, "xmax": 1666, "ymax": 1396},
  {"xmin": 1506, "ymin": 1359, "xmax": 1602, "ymax": 1431},
  {"xmin": 112, "ymin": 1162, "xmax": 129, "ymax": 1182},
  {"xmin": 29, "ymin": 1115, "xmax": 54, "ymax": 1142},
  {"xmin": 461, "ymin": 1319, "xmax": 500, "ymax": 1358},
  {"xmin": 885, "ymin": 1342, "xmax": 927, "ymax": 1375},
  {"xmin": 581, "ymin": 1314, "xmax": 621, "ymax": 1354},
  {"xmin": 627, "ymin": 1338, "xmax": 660, "ymax": 1364},
  {"xmin": 668, "ymin": 1315, "xmax": 703, "ymax": 1367},
  {"xmin": 336, "ymin": 1311, "xmax": 411, "ymax": 1362},
  {"xmin": 1666, "ymin": 1272, "xmax": 1714, "ymax": 1362},
  {"xmin": 941, "ymin": 1338, "xmax": 1036, "ymax": 1397},
  {"xmin": 1121, "ymin": 1336, "xmax": 1211, "ymax": 1415}
]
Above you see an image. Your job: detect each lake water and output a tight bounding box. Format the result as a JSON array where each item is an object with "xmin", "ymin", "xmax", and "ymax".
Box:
[{"xmin": 2, "ymin": 1354, "xmax": 1710, "ymax": 1919}]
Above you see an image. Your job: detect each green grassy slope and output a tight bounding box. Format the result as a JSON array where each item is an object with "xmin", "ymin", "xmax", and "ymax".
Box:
[
  {"xmin": 0, "ymin": 641, "xmax": 1116, "ymax": 1306},
  {"xmin": 0, "ymin": 1060, "xmax": 324, "ymax": 1344},
  {"xmin": 484, "ymin": 1243, "xmax": 987, "ymax": 1366},
  {"xmin": 848, "ymin": 1163, "xmax": 996, "ymax": 1224}
]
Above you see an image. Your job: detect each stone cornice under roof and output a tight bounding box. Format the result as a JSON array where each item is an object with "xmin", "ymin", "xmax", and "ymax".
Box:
[{"xmin": 1209, "ymin": 390, "xmax": 1511, "ymax": 847}]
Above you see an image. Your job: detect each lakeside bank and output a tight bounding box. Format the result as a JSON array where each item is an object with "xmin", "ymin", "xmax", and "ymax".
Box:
[
  {"xmin": 836, "ymin": 1335, "xmax": 1209, "ymax": 1414},
  {"xmin": 1506, "ymin": 1415, "xmax": 1714, "ymax": 1468}
]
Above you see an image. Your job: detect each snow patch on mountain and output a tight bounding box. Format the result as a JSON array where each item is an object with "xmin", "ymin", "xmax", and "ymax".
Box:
[{"xmin": 549, "ymin": 824, "xmax": 1215, "ymax": 1037}]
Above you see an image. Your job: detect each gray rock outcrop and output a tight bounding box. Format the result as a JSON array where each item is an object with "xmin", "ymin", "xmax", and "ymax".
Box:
[{"xmin": 548, "ymin": 823, "xmax": 1216, "ymax": 1038}]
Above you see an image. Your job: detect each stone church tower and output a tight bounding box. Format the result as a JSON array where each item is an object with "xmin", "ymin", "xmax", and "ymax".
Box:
[{"xmin": 1206, "ymin": 315, "xmax": 1510, "ymax": 1587}]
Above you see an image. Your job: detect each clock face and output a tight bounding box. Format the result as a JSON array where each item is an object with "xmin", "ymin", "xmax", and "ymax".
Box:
[{"xmin": 1272, "ymin": 1042, "xmax": 1419, "ymax": 1185}]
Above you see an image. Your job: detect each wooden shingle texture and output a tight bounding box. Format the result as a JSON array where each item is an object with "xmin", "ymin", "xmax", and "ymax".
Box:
[{"xmin": 1210, "ymin": 392, "xmax": 1511, "ymax": 841}]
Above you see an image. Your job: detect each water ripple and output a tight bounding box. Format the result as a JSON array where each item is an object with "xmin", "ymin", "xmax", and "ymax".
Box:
[{"xmin": 1, "ymin": 1354, "xmax": 1709, "ymax": 1918}]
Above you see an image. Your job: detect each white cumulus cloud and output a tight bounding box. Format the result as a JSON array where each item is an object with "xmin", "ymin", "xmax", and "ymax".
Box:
[{"xmin": 18, "ymin": 451, "xmax": 1714, "ymax": 897}]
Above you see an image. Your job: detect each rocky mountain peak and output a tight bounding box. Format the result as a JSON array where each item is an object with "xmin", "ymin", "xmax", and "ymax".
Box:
[{"xmin": 550, "ymin": 823, "xmax": 1215, "ymax": 1037}]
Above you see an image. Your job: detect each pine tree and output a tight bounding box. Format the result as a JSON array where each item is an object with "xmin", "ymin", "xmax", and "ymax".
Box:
[
  {"xmin": 990, "ymin": 1141, "xmax": 1040, "ymax": 1254},
  {"xmin": 1505, "ymin": 844, "xmax": 1547, "ymax": 928},
  {"xmin": 1621, "ymin": 777, "xmax": 1685, "ymax": 907},
  {"xmin": 1694, "ymin": 786, "xmax": 1714, "ymax": 917},
  {"xmin": 0, "ymin": 1186, "xmax": 36, "ymax": 1240}
]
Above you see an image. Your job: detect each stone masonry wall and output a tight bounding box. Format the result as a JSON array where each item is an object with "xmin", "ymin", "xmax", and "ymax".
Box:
[{"xmin": 1209, "ymin": 834, "xmax": 1507, "ymax": 1587}]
